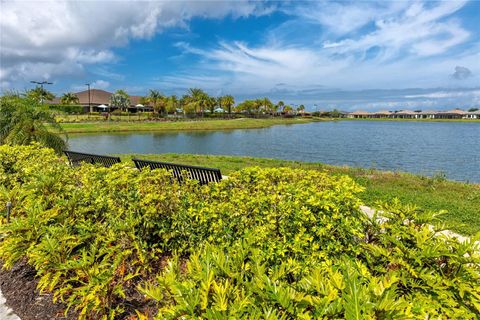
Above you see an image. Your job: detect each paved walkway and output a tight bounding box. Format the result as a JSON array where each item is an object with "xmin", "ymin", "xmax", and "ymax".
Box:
[
  {"xmin": 360, "ymin": 205, "xmax": 476, "ymax": 245},
  {"xmin": 0, "ymin": 289, "xmax": 20, "ymax": 320}
]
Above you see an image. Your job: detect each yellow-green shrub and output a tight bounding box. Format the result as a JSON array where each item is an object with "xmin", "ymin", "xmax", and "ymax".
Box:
[{"xmin": 0, "ymin": 145, "xmax": 478, "ymax": 319}]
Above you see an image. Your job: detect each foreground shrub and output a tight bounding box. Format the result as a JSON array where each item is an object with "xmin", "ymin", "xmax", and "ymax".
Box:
[
  {"xmin": 0, "ymin": 145, "xmax": 478, "ymax": 319},
  {"xmin": 141, "ymin": 204, "xmax": 480, "ymax": 318}
]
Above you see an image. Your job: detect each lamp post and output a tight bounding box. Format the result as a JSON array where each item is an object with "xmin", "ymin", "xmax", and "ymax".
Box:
[
  {"xmin": 30, "ymin": 80, "xmax": 53, "ymax": 104},
  {"xmin": 85, "ymin": 83, "xmax": 92, "ymax": 113}
]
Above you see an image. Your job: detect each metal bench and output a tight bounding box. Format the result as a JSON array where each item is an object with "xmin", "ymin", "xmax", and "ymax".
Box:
[
  {"xmin": 63, "ymin": 150, "xmax": 121, "ymax": 168},
  {"xmin": 132, "ymin": 158, "xmax": 222, "ymax": 185}
]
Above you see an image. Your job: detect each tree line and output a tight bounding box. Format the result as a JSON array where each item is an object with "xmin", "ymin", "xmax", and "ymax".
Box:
[{"xmin": 26, "ymin": 85, "xmax": 307, "ymax": 115}]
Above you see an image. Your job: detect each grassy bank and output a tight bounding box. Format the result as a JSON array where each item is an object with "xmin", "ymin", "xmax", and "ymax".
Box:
[
  {"xmin": 58, "ymin": 117, "xmax": 319, "ymax": 133},
  {"xmin": 120, "ymin": 153, "xmax": 480, "ymax": 236}
]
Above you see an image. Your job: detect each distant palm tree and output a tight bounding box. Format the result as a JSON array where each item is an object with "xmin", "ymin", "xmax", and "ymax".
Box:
[
  {"xmin": 275, "ymin": 101, "xmax": 284, "ymax": 116},
  {"xmin": 60, "ymin": 92, "xmax": 79, "ymax": 105},
  {"xmin": 206, "ymin": 96, "xmax": 216, "ymax": 113},
  {"xmin": 187, "ymin": 88, "xmax": 209, "ymax": 116},
  {"xmin": 147, "ymin": 90, "xmax": 165, "ymax": 115},
  {"xmin": 222, "ymin": 95, "xmax": 235, "ymax": 115},
  {"xmin": 297, "ymin": 104, "xmax": 305, "ymax": 114},
  {"xmin": 259, "ymin": 97, "xmax": 273, "ymax": 114},
  {"xmin": 26, "ymin": 86, "xmax": 55, "ymax": 104},
  {"xmin": 166, "ymin": 95, "xmax": 179, "ymax": 114},
  {"xmin": 283, "ymin": 105, "xmax": 293, "ymax": 114},
  {"xmin": 0, "ymin": 94, "xmax": 67, "ymax": 153}
]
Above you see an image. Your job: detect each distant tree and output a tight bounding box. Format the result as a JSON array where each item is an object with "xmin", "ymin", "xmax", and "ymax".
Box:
[
  {"xmin": 330, "ymin": 109, "xmax": 341, "ymax": 118},
  {"xmin": 0, "ymin": 94, "xmax": 67, "ymax": 153},
  {"xmin": 26, "ymin": 86, "xmax": 55, "ymax": 104},
  {"xmin": 180, "ymin": 94, "xmax": 194, "ymax": 114},
  {"xmin": 110, "ymin": 90, "xmax": 130, "ymax": 112},
  {"xmin": 283, "ymin": 105, "xmax": 293, "ymax": 114},
  {"xmin": 235, "ymin": 100, "xmax": 255, "ymax": 114},
  {"xmin": 297, "ymin": 104, "xmax": 305, "ymax": 113},
  {"xmin": 186, "ymin": 88, "xmax": 209, "ymax": 116},
  {"xmin": 468, "ymin": 108, "xmax": 479, "ymax": 112},
  {"xmin": 222, "ymin": 95, "xmax": 235, "ymax": 115},
  {"xmin": 275, "ymin": 101, "xmax": 285, "ymax": 116},
  {"xmin": 147, "ymin": 90, "xmax": 165, "ymax": 115},
  {"xmin": 206, "ymin": 96, "xmax": 216, "ymax": 113},
  {"xmin": 414, "ymin": 110, "xmax": 422, "ymax": 113},
  {"xmin": 139, "ymin": 96, "xmax": 149, "ymax": 106},
  {"xmin": 60, "ymin": 92, "xmax": 79, "ymax": 105},
  {"xmin": 259, "ymin": 97, "xmax": 273, "ymax": 114},
  {"xmin": 165, "ymin": 95, "xmax": 179, "ymax": 114}
]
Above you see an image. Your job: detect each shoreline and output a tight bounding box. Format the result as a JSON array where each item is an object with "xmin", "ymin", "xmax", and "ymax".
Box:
[
  {"xmin": 57, "ymin": 117, "xmax": 321, "ymax": 134},
  {"xmin": 56, "ymin": 116, "xmax": 478, "ymax": 134}
]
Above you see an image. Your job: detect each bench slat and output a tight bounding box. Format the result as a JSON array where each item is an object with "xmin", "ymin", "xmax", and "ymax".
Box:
[
  {"xmin": 133, "ymin": 158, "xmax": 222, "ymax": 185},
  {"xmin": 64, "ymin": 150, "xmax": 121, "ymax": 168}
]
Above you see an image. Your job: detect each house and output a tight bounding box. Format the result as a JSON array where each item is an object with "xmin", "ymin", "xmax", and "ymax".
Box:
[
  {"xmin": 418, "ymin": 110, "xmax": 437, "ymax": 119},
  {"xmin": 466, "ymin": 110, "xmax": 480, "ymax": 119},
  {"xmin": 50, "ymin": 89, "xmax": 151, "ymax": 112},
  {"xmin": 392, "ymin": 110, "xmax": 419, "ymax": 119},
  {"xmin": 435, "ymin": 109, "xmax": 467, "ymax": 119},
  {"xmin": 347, "ymin": 111, "xmax": 373, "ymax": 118},
  {"xmin": 374, "ymin": 110, "xmax": 393, "ymax": 118}
]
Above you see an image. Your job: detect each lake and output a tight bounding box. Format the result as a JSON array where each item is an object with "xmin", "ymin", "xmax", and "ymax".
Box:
[{"xmin": 69, "ymin": 120, "xmax": 480, "ymax": 183}]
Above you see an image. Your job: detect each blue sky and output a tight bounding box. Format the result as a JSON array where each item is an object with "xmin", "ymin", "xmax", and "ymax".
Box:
[{"xmin": 1, "ymin": 0, "xmax": 479, "ymax": 110}]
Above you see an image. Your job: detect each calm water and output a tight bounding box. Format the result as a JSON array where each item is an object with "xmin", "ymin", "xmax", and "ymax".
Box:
[{"xmin": 69, "ymin": 121, "xmax": 480, "ymax": 182}]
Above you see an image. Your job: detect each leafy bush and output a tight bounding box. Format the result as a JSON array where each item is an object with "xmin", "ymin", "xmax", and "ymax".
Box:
[
  {"xmin": 48, "ymin": 104, "xmax": 86, "ymax": 114},
  {"xmin": 0, "ymin": 145, "xmax": 478, "ymax": 319}
]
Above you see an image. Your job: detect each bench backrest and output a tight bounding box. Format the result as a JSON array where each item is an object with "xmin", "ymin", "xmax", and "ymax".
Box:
[
  {"xmin": 63, "ymin": 150, "xmax": 121, "ymax": 168},
  {"xmin": 132, "ymin": 158, "xmax": 222, "ymax": 185}
]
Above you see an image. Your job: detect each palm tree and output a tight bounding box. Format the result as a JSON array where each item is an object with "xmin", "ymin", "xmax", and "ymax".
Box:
[
  {"xmin": 0, "ymin": 94, "xmax": 67, "ymax": 153},
  {"xmin": 259, "ymin": 97, "xmax": 273, "ymax": 115},
  {"xmin": 283, "ymin": 105, "xmax": 293, "ymax": 114},
  {"xmin": 275, "ymin": 101, "xmax": 285, "ymax": 117},
  {"xmin": 147, "ymin": 90, "xmax": 165, "ymax": 115},
  {"xmin": 297, "ymin": 104, "xmax": 305, "ymax": 114},
  {"xmin": 206, "ymin": 96, "xmax": 216, "ymax": 114},
  {"xmin": 60, "ymin": 92, "xmax": 79, "ymax": 105},
  {"xmin": 236, "ymin": 99, "xmax": 255, "ymax": 114},
  {"xmin": 165, "ymin": 95, "xmax": 179, "ymax": 115},
  {"xmin": 26, "ymin": 86, "xmax": 55, "ymax": 104},
  {"xmin": 222, "ymin": 95, "xmax": 235, "ymax": 115},
  {"xmin": 187, "ymin": 88, "xmax": 208, "ymax": 116}
]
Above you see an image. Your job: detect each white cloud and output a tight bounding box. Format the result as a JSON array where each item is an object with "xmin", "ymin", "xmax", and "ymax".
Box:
[
  {"xmin": 0, "ymin": 0, "xmax": 269, "ymax": 87},
  {"xmin": 155, "ymin": 0, "xmax": 478, "ymax": 107},
  {"xmin": 289, "ymin": 1, "xmax": 409, "ymax": 36},
  {"xmin": 321, "ymin": 1, "xmax": 470, "ymax": 58}
]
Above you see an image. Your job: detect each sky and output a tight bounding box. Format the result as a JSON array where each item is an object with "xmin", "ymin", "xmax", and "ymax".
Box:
[{"xmin": 1, "ymin": 0, "xmax": 479, "ymax": 110}]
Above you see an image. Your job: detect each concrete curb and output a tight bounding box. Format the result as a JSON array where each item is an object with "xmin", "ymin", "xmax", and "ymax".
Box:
[{"xmin": 0, "ymin": 288, "xmax": 20, "ymax": 320}]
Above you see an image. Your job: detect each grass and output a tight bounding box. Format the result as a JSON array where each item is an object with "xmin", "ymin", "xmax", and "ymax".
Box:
[
  {"xmin": 118, "ymin": 153, "xmax": 480, "ymax": 236},
  {"xmin": 58, "ymin": 117, "xmax": 320, "ymax": 133}
]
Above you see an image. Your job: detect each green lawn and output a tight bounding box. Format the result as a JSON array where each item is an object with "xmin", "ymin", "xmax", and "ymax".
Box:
[
  {"xmin": 58, "ymin": 117, "xmax": 320, "ymax": 133},
  {"xmin": 119, "ymin": 153, "xmax": 480, "ymax": 236}
]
